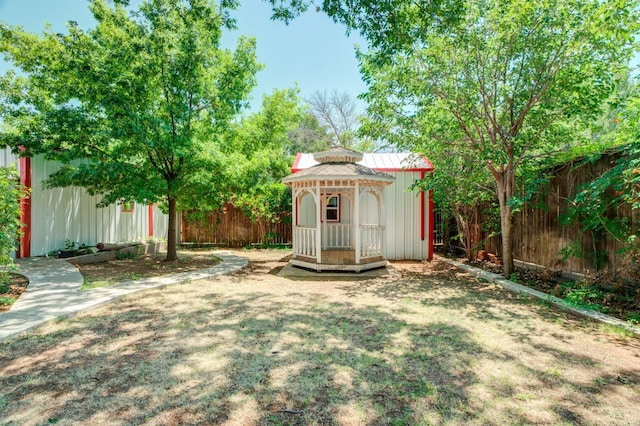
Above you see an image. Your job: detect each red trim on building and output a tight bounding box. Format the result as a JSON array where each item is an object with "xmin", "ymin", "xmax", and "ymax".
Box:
[
  {"xmin": 18, "ymin": 156, "xmax": 31, "ymax": 258},
  {"xmin": 291, "ymin": 152, "xmax": 303, "ymax": 172},
  {"xmin": 428, "ymin": 189, "xmax": 434, "ymax": 261},
  {"xmin": 373, "ymin": 167, "xmax": 434, "ymax": 173},
  {"xmin": 420, "ymin": 170, "xmax": 425, "ymax": 241},
  {"xmin": 148, "ymin": 204, "xmax": 154, "ymax": 237}
]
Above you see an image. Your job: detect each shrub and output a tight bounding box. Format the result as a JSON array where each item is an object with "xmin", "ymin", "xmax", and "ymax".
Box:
[{"xmin": 0, "ymin": 166, "xmax": 27, "ymax": 276}]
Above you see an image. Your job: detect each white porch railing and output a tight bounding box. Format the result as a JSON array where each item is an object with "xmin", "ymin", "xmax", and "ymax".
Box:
[
  {"xmin": 360, "ymin": 224, "xmax": 383, "ymax": 258},
  {"xmin": 321, "ymin": 223, "xmax": 352, "ymax": 248},
  {"xmin": 293, "ymin": 226, "xmax": 316, "ymax": 257}
]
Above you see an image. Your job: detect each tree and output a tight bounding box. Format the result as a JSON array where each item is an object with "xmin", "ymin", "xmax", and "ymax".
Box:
[
  {"xmin": 287, "ymin": 0, "xmax": 635, "ymax": 277},
  {"xmin": 0, "ymin": 0, "xmax": 261, "ymax": 261},
  {"xmin": 269, "ymin": 0, "xmax": 638, "ymax": 278},
  {"xmin": 223, "ymin": 88, "xmax": 304, "ymax": 242},
  {"xmin": 306, "ymin": 90, "xmax": 359, "ymax": 147},
  {"xmin": 421, "ymin": 135, "xmax": 497, "ymax": 260},
  {"xmin": 267, "ymin": 0, "xmax": 465, "ymax": 55},
  {"xmin": 0, "ymin": 166, "xmax": 27, "ymax": 286},
  {"xmin": 285, "ymin": 111, "xmax": 332, "ymax": 155}
]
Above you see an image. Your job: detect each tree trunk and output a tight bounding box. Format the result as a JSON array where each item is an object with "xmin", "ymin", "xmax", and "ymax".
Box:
[
  {"xmin": 452, "ymin": 204, "xmax": 473, "ymax": 261},
  {"xmin": 494, "ymin": 171, "xmax": 514, "ymax": 278},
  {"xmin": 166, "ymin": 194, "xmax": 178, "ymax": 262},
  {"xmin": 499, "ymin": 204, "xmax": 513, "ymax": 278}
]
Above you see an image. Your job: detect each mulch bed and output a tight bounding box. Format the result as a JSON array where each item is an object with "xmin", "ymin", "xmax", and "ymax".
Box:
[
  {"xmin": 464, "ymin": 258, "xmax": 639, "ymax": 323},
  {"xmin": 1, "ymin": 273, "xmax": 30, "ymax": 313}
]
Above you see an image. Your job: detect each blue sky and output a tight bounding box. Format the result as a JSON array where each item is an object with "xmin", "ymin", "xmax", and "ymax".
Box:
[{"xmin": 0, "ymin": 0, "xmax": 367, "ymax": 112}]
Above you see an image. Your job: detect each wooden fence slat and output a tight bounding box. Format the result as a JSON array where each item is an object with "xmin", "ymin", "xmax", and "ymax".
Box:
[
  {"xmin": 478, "ymin": 151, "xmax": 636, "ymax": 274},
  {"xmin": 181, "ymin": 204, "xmax": 292, "ymax": 247}
]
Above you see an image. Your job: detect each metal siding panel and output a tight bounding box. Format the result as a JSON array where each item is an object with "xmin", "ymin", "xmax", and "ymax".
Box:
[
  {"xmin": 386, "ymin": 173, "xmax": 399, "ymax": 259},
  {"xmin": 404, "ymin": 173, "xmax": 412, "ymax": 258},
  {"xmin": 153, "ymin": 205, "xmax": 169, "ymax": 239},
  {"xmin": 0, "ymin": 147, "xmax": 19, "ymax": 169},
  {"xmin": 382, "ymin": 171, "xmax": 426, "ymax": 260},
  {"xmin": 27, "ymin": 155, "xmax": 154, "ymax": 255}
]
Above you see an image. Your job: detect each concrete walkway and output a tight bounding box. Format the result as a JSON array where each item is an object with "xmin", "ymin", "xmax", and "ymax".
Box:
[
  {"xmin": 0, "ymin": 252, "xmax": 248, "ymax": 341},
  {"xmin": 439, "ymin": 256, "xmax": 640, "ymax": 336}
]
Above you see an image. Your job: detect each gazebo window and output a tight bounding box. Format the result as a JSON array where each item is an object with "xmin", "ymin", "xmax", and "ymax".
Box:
[{"xmin": 325, "ymin": 195, "xmax": 340, "ymax": 222}]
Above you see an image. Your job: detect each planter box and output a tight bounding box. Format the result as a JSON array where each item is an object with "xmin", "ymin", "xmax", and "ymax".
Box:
[{"xmin": 64, "ymin": 241, "xmax": 166, "ymax": 265}]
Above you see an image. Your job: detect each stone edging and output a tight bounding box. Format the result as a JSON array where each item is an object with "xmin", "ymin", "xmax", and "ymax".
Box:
[{"xmin": 438, "ymin": 256, "xmax": 640, "ymax": 336}]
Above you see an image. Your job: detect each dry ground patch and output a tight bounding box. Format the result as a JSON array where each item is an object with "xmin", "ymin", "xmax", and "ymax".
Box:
[
  {"xmin": 0, "ymin": 250, "xmax": 639, "ymax": 425},
  {"xmin": 78, "ymin": 250, "xmax": 221, "ymax": 290}
]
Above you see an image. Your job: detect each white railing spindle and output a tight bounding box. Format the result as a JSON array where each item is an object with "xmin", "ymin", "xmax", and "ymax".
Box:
[
  {"xmin": 359, "ymin": 224, "xmax": 383, "ymax": 258},
  {"xmin": 294, "ymin": 226, "xmax": 316, "ymax": 257}
]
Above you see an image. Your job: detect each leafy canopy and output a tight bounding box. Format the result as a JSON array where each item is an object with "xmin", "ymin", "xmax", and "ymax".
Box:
[
  {"xmin": 354, "ymin": 0, "xmax": 637, "ymax": 275},
  {"xmin": 223, "ymin": 88, "xmax": 303, "ymax": 231},
  {"xmin": 0, "ymin": 0, "xmax": 262, "ymax": 260}
]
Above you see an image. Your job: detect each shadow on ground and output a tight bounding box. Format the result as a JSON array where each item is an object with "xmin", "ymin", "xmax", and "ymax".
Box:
[{"xmin": 1, "ymin": 257, "xmax": 638, "ymax": 425}]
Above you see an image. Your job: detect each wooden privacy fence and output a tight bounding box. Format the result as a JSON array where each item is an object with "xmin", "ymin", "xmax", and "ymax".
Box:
[
  {"xmin": 481, "ymin": 150, "xmax": 638, "ymax": 274},
  {"xmin": 181, "ymin": 204, "xmax": 292, "ymax": 247}
]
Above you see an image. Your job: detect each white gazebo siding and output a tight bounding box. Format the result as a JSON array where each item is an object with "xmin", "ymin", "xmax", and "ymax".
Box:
[
  {"xmin": 1, "ymin": 152, "xmax": 168, "ymax": 257},
  {"xmin": 292, "ymin": 152, "xmax": 432, "ymax": 261}
]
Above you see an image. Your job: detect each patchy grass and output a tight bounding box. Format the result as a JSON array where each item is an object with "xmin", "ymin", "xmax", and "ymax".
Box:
[
  {"xmin": 77, "ymin": 251, "xmax": 221, "ymax": 291},
  {"xmin": 0, "ymin": 251, "xmax": 638, "ymax": 425}
]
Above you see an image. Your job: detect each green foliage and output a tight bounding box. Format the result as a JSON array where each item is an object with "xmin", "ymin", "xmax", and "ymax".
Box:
[
  {"xmin": 285, "ymin": 111, "xmax": 332, "ymax": 155},
  {"xmin": 222, "ymin": 88, "xmax": 302, "ymax": 237},
  {"xmin": 554, "ymin": 281, "xmax": 606, "ymax": 312},
  {"xmin": 351, "ymin": 0, "xmax": 639, "ymax": 277},
  {"xmin": 267, "ymin": 0, "xmax": 465, "ymax": 55},
  {"xmin": 558, "ymin": 240, "xmax": 583, "ymax": 263},
  {"xmin": 0, "ymin": 0, "xmax": 262, "ymax": 261},
  {"xmin": 0, "ymin": 296, "xmax": 15, "ymax": 306},
  {"xmin": 565, "ymin": 285, "xmax": 606, "ymax": 312},
  {"xmin": 115, "ymin": 251, "xmax": 137, "ymax": 260},
  {"xmin": 0, "ymin": 166, "xmax": 26, "ymax": 280},
  {"xmin": 627, "ymin": 312, "xmax": 640, "ymax": 325},
  {"xmin": 562, "ymin": 85, "xmax": 640, "ymax": 267}
]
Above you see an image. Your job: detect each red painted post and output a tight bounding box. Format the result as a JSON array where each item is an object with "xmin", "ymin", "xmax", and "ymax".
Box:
[
  {"xmin": 148, "ymin": 204, "xmax": 154, "ymax": 237},
  {"xmin": 420, "ymin": 171, "xmax": 425, "ymax": 241},
  {"xmin": 18, "ymin": 156, "xmax": 31, "ymax": 258},
  {"xmin": 428, "ymin": 189, "xmax": 434, "ymax": 260}
]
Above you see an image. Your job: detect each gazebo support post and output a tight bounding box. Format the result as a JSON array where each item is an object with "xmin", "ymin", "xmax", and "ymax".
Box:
[
  {"xmin": 316, "ymin": 180, "xmax": 322, "ymax": 264},
  {"xmin": 354, "ymin": 180, "xmax": 360, "ymax": 265}
]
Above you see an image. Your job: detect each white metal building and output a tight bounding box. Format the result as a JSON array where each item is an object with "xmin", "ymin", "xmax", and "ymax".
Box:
[
  {"xmin": 1, "ymin": 148, "xmax": 168, "ymax": 257},
  {"xmin": 284, "ymin": 147, "xmax": 434, "ymax": 271}
]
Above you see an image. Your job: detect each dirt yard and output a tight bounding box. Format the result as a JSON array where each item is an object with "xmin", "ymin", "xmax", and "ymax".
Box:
[
  {"xmin": 0, "ymin": 249, "xmax": 638, "ymax": 425},
  {"xmin": 77, "ymin": 250, "xmax": 221, "ymax": 290}
]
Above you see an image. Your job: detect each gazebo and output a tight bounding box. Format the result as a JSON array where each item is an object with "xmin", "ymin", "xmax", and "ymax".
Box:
[{"xmin": 282, "ymin": 147, "xmax": 395, "ymax": 272}]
